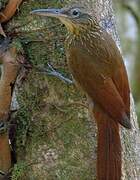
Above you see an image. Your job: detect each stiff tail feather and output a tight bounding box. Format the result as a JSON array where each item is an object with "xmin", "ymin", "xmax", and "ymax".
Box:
[{"xmin": 94, "ymin": 110, "xmax": 122, "ymax": 180}]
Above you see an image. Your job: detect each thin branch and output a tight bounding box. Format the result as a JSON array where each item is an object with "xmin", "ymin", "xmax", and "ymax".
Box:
[
  {"xmin": 0, "ymin": 0, "xmax": 23, "ymax": 23},
  {"xmin": 0, "ymin": 39, "xmax": 20, "ymax": 173}
]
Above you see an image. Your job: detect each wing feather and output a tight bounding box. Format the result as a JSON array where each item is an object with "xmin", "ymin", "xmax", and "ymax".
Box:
[{"xmin": 67, "ymin": 47, "xmax": 131, "ymax": 128}]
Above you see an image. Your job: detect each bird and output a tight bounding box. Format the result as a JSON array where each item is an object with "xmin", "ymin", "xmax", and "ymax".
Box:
[{"xmin": 31, "ymin": 5, "xmax": 131, "ymax": 180}]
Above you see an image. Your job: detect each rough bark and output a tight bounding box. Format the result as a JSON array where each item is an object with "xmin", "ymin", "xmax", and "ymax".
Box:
[{"xmin": 4, "ymin": 0, "xmax": 138, "ymax": 179}]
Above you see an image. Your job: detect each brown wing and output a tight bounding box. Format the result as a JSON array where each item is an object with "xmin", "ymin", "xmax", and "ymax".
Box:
[
  {"xmin": 112, "ymin": 62, "xmax": 130, "ymax": 118},
  {"xmin": 67, "ymin": 47, "xmax": 131, "ymax": 129}
]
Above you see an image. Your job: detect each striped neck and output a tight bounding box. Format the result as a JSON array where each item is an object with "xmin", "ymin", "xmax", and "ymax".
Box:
[{"xmin": 65, "ymin": 20, "xmax": 102, "ymax": 50}]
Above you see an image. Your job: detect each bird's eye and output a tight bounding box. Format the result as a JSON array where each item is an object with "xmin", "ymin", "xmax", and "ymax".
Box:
[
  {"xmin": 71, "ymin": 8, "xmax": 80, "ymax": 17},
  {"xmin": 73, "ymin": 10, "xmax": 79, "ymax": 16}
]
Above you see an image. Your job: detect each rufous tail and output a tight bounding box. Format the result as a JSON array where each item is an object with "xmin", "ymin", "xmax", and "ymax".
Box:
[{"xmin": 95, "ymin": 110, "xmax": 121, "ymax": 180}]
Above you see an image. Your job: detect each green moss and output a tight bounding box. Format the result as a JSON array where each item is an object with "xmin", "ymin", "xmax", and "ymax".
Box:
[
  {"xmin": 7, "ymin": 0, "xmax": 96, "ymax": 179},
  {"xmin": 15, "ymin": 71, "xmax": 48, "ymax": 149},
  {"xmin": 11, "ymin": 39, "xmax": 23, "ymax": 52},
  {"xmin": 12, "ymin": 161, "xmax": 29, "ymax": 180}
]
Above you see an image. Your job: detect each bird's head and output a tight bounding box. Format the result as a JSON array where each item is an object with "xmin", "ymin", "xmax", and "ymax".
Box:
[{"xmin": 31, "ymin": 5, "xmax": 94, "ymax": 35}]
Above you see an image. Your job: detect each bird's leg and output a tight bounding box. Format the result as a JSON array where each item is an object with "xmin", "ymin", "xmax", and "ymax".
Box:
[{"xmin": 39, "ymin": 63, "xmax": 73, "ymax": 84}]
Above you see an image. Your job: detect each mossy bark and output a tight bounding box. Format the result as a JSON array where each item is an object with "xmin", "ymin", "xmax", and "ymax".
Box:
[{"xmin": 0, "ymin": 0, "xmax": 138, "ymax": 180}]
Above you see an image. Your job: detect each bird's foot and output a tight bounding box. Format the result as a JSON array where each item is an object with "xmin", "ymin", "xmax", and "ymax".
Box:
[{"xmin": 39, "ymin": 63, "xmax": 73, "ymax": 84}]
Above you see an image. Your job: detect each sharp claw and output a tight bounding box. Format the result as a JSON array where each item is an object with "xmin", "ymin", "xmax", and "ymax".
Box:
[
  {"xmin": 47, "ymin": 64, "xmax": 73, "ymax": 84},
  {"xmin": 47, "ymin": 63, "xmax": 56, "ymax": 72},
  {"xmin": 36, "ymin": 63, "xmax": 73, "ymax": 84}
]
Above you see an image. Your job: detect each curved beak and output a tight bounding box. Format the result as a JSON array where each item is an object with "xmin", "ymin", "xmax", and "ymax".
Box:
[{"xmin": 30, "ymin": 8, "xmax": 67, "ymax": 19}]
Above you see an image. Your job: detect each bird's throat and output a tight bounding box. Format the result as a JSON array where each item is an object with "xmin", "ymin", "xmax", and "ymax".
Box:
[{"xmin": 60, "ymin": 18, "xmax": 81, "ymax": 35}]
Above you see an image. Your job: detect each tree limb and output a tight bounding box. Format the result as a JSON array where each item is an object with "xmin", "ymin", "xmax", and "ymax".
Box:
[
  {"xmin": 0, "ymin": 43, "xmax": 20, "ymax": 174},
  {"xmin": 0, "ymin": 0, "xmax": 23, "ymax": 23}
]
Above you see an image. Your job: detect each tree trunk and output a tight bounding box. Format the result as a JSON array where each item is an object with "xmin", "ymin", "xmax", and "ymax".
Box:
[
  {"xmin": 4, "ymin": 0, "xmax": 138, "ymax": 179},
  {"xmin": 75, "ymin": 0, "xmax": 140, "ymax": 179}
]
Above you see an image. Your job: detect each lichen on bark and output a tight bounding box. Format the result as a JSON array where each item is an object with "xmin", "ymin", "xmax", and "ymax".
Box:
[{"xmin": 2, "ymin": 0, "xmax": 138, "ymax": 179}]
